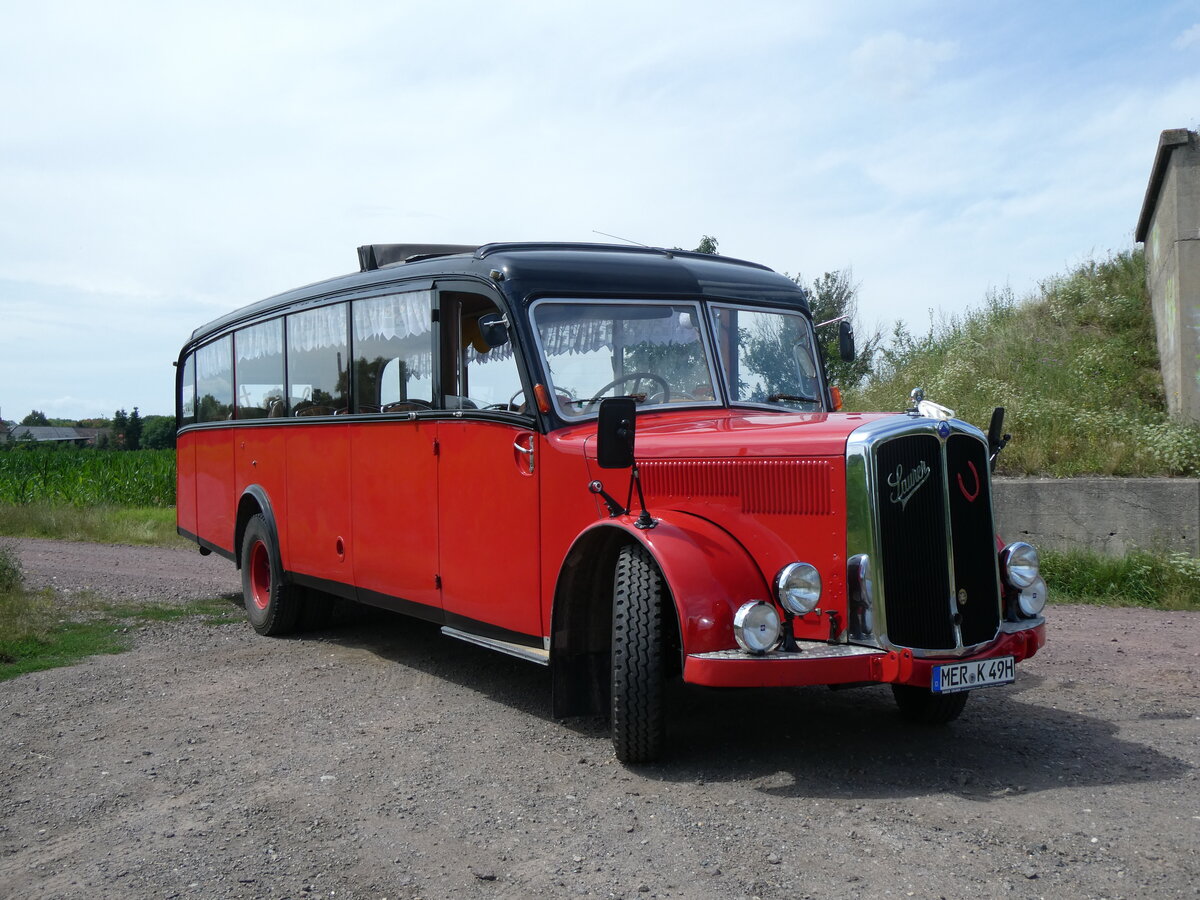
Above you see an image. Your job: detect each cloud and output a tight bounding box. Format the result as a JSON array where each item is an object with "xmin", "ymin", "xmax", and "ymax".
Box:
[
  {"xmin": 851, "ymin": 31, "xmax": 958, "ymax": 100},
  {"xmin": 1173, "ymin": 24, "xmax": 1200, "ymax": 48}
]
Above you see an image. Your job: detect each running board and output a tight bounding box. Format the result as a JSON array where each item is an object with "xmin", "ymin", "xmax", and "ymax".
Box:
[{"xmin": 440, "ymin": 626, "xmax": 550, "ymax": 666}]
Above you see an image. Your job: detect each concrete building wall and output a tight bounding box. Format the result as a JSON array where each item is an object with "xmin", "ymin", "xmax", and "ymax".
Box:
[
  {"xmin": 993, "ymin": 477, "xmax": 1199, "ymax": 556},
  {"xmin": 1137, "ymin": 128, "xmax": 1200, "ymax": 423}
]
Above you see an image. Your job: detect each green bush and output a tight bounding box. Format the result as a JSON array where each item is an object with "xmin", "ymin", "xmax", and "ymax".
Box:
[{"xmin": 0, "ymin": 545, "xmax": 22, "ymax": 594}]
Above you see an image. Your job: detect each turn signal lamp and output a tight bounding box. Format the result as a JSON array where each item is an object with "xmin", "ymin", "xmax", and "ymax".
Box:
[
  {"xmin": 534, "ymin": 384, "xmax": 552, "ymax": 414},
  {"xmin": 830, "ymin": 386, "xmax": 843, "ymax": 411}
]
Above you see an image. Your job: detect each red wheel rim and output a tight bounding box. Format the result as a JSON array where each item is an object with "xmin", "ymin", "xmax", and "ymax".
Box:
[{"xmin": 249, "ymin": 540, "xmax": 271, "ymax": 611}]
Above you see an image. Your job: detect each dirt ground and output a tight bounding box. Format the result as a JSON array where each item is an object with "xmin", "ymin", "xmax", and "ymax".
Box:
[{"xmin": 1, "ymin": 537, "xmax": 1198, "ymax": 900}]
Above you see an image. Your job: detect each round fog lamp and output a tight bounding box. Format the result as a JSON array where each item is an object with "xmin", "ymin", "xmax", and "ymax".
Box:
[
  {"xmin": 776, "ymin": 562, "xmax": 822, "ymax": 616},
  {"xmin": 733, "ymin": 601, "xmax": 782, "ymax": 655},
  {"xmin": 1017, "ymin": 575, "xmax": 1047, "ymax": 617},
  {"xmin": 1001, "ymin": 541, "xmax": 1040, "ymax": 590}
]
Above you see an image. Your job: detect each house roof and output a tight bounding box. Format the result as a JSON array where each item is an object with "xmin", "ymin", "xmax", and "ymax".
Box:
[
  {"xmin": 1135, "ymin": 128, "xmax": 1192, "ymax": 243},
  {"xmin": 8, "ymin": 425, "xmax": 86, "ymax": 442}
]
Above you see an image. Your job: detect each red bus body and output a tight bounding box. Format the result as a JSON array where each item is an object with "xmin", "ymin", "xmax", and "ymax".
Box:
[{"xmin": 176, "ymin": 243, "xmax": 1045, "ymax": 762}]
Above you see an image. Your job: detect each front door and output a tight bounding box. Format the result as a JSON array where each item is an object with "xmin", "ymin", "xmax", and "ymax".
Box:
[{"xmin": 436, "ymin": 420, "xmax": 542, "ymax": 641}]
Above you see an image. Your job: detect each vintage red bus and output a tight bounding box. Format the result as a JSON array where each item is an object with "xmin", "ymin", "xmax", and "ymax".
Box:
[{"xmin": 175, "ymin": 242, "xmax": 1046, "ymax": 762}]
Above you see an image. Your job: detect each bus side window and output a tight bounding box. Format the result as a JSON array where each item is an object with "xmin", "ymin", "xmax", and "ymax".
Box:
[
  {"xmin": 180, "ymin": 353, "xmax": 196, "ymax": 424},
  {"xmin": 196, "ymin": 336, "xmax": 233, "ymax": 422},
  {"xmin": 445, "ymin": 292, "xmax": 524, "ymax": 412},
  {"xmin": 352, "ymin": 291, "xmax": 433, "ymax": 413},
  {"xmin": 287, "ymin": 303, "xmax": 349, "ymax": 416},
  {"xmin": 234, "ymin": 320, "xmax": 284, "ymax": 419}
]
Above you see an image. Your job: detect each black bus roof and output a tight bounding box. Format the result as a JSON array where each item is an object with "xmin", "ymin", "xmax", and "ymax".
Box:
[{"xmin": 188, "ymin": 242, "xmax": 809, "ymax": 345}]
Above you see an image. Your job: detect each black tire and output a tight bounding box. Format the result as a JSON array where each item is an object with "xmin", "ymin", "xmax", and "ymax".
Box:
[
  {"xmin": 892, "ymin": 684, "xmax": 969, "ymax": 724},
  {"xmin": 611, "ymin": 543, "xmax": 666, "ymax": 763},
  {"xmin": 240, "ymin": 514, "xmax": 300, "ymax": 636}
]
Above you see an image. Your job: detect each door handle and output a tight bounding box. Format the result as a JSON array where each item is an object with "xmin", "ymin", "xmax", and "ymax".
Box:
[{"xmin": 513, "ymin": 434, "xmax": 535, "ymax": 474}]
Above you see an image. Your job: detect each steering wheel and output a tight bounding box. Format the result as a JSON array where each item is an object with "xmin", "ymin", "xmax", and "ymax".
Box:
[
  {"xmin": 584, "ymin": 372, "xmax": 671, "ymax": 411},
  {"xmin": 381, "ymin": 399, "xmax": 432, "ymax": 413},
  {"xmin": 485, "ymin": 389, "xmax": 527, "ymax": 412}
]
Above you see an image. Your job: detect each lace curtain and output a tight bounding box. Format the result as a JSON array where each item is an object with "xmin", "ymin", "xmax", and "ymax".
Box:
[
  {"xmin": 353, "ymin": 291, "xmax": 431, "ymax": 342},
  {"xmin": 196, "ymin": 336, "xmax": 231, "ymax": 381},
  {"xmin": 235, "ymin": 320, "xmax": 283, "ymax": 362}
]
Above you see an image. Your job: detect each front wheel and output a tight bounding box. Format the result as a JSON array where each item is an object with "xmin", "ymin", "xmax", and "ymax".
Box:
[
  {"xmin": 611, "ymin": 543, "xmax": 667, "ymax": 763},
  {"xmin": 891, "ymin": 684, "xmax": 969, "ymax": 724},
  {"xmin": 240, "ymin": 514, "xmax": 301, "ymax": 636}
]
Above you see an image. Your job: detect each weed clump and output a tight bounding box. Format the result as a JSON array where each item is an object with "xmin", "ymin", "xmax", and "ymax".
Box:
[{"xmin": 848, "ymin": 249, "xmax": 1200, "ymax": 476}]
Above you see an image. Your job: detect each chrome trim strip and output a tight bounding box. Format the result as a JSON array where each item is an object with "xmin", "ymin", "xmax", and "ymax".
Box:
[
  {"xmin": 690, "ymin": 642, "xmax": 886, "ymax": 662},
  {"xmin": 1000, "ymin": 617, "xmax": 1045, "ymax": 633},
  {"xmin": 440, "ymin": 626, "xmax": 551, "ymax": 665}
]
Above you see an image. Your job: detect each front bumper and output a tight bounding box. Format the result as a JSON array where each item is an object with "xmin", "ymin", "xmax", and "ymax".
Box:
[{"xmin": 683, "ymin": 622, "xmax": 1046, "ymax": 689}]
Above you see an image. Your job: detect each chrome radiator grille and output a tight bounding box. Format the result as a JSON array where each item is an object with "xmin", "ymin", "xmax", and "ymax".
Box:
[{"xmin": 850, "ymin": 419, "xmax": 1002, "ymax": 654}]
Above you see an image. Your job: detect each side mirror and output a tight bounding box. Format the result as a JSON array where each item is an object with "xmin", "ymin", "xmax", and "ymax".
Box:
[
  {"xmin": 596, "ymin": 398, "xmax": 636, "ymax": 469},
  {"xmin": 477, "ymin": 313, "xmax": 511, "ymax": 349},
  {"xmin": 987, "ymin": 406, "xmax": 1011, "ymax": 472},
  {"xmin": 838, "ymin": 320, "xmax": 856, "ymax": 362}
]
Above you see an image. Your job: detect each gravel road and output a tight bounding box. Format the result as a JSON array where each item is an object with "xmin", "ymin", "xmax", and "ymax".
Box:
[{"xmin": 1, "ymin": 537, "xmax": 1198, "ymax": 900}]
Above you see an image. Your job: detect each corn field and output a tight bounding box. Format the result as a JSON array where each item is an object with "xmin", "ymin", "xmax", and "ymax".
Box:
[{"xmin": 0, "ymin": 448, "xmax": 175, "ymax": 507}]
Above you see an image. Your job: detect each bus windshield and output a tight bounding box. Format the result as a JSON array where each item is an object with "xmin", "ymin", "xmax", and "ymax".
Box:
[
  {"xmin": 710, "ymin": 304, "xmax": 824, "ymax": 411},
  {"xmin": 532, "ymin": 301, "xmax": 719, "ymax": 417},
  {"xmin": 531, "ymin": 299, "xmax": 824, "ymax": 416}
]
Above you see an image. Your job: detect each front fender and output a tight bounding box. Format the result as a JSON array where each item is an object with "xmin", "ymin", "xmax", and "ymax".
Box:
[{"xmin": 579, "ymin": 511, "xmax": 772, "ymax": 656}]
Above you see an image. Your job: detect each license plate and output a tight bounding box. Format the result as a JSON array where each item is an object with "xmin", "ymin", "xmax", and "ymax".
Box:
[{"xmin": 931, "ymin": 656, "xmax": 1015, "ymax": 694}]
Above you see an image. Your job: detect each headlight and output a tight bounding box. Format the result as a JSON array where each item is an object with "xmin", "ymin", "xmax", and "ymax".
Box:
[
  {"xmin": 733, "ymin": 600, "xmax": 782, "ymax": 654},
  {"xmin": 848, "ymin": 554, "xmax": 874, "ymax": 634},
  {"xmin": 776, "ymin": 562, "xmax": 821, "ymax": 615},
  {"xmin": 1017, "ymin": 575, "xmax": 1047, "ymax": 617},
  {"xmin": 1000, "ymin": 541, "xmax": 1039, "ymax": 590}
]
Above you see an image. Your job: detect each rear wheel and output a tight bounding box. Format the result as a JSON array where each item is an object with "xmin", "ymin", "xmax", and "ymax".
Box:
[
  {"xmin": 240, "ymin": 514, "xmax": 300, "ymax": 636},
  {"xmin": 892, "ymin": 684, "xmax": 969, "ymax": 724},
  {"xmin": 611, "ymin": 543, "xmax": 666, "ymax": 763}
]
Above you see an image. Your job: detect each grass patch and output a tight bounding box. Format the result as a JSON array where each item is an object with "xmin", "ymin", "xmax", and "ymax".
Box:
[
  {"xmin": 0, "ymin": 620, "xmax": 130, "ymax": 680},
  {"xmin": 0, "ymin": 503, "xmax": 188, "ymax": 547},
  {"xmin": 1043, "ymin": 548, "xmax": 1200, "ymax": 611},
  {"xmin": 0, "ymin": 545, "xmax": 241, "ymax": 682}
]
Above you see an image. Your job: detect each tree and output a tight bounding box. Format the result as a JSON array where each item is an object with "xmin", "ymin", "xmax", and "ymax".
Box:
[
  {"xmin": 141, "ymin": 415, "xmax": 176, "ymax": 450},
  {"xmin": 111, "ymin": 409, "xmax": 128, "ymax": 449},
  {"xmin": 125, "ymin": 407, "xmax": 143, "ymax": 451},
  {"xmin": 20, "ymin": 410, "xmax": 49, "ymax": 426},
  {"xmin": 795, "ymin": 270, "xmax": 882, "ymax": 388},
  {"xmin": 673, "ymin": 236, "xmax": 719, "ymax": 255}
]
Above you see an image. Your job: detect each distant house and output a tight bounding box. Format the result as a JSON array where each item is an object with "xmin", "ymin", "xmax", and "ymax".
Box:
[{"xmin": 6, "ymin": 425, "xmax": 94, "ymax": 446}]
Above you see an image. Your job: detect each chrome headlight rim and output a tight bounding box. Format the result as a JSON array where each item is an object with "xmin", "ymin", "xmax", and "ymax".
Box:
[
  {"xmin": 847, "ymin": 554, "xmax": 873, "ymax": 609},
  {"xmin": 775, "ymin": 562, "xmax": 822, "ymax": 616},
  {"xmin": 733, "ymin": 600, "xmax": 783, "ymax": 655},
  {"xmin": 1017, "ymin": 575, "xmax": 1048, "ymax": 617},
  {"xmin": 847, "ymin": 553, "xmax": 874, "ymax": 634},
  {"xmin": 1000, "ymin": 541, "xmax": 1040, "ymax": 590}
]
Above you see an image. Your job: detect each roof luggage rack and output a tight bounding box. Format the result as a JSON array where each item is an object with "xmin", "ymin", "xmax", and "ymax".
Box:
[{"xmin": 357, "ymin": 243, "xmax": 479, "ymax": 272}]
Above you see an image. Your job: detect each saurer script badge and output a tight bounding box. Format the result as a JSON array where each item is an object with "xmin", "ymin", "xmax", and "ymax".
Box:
[{"xmin": 888, "ymin": 461, "xmax": 931, "ymax": 511}]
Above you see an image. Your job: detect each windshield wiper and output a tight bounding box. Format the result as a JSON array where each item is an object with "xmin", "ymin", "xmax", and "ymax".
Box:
[{"xmin": 766, "ymin": 393, "xmax": 818, "ymax": 403}]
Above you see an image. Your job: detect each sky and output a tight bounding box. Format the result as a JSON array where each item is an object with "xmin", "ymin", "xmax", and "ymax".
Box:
[{"xmin": 1, "ymin": 0, "xmax": 1198, "ymax": 421}]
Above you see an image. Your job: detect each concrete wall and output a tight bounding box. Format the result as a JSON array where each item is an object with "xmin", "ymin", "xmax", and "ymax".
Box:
[
  {"xmin": 993, "ymin": 477, "xmax": 1199, "ymax": 556},
  {"xmin": 1138, "ymin": 128, "xmax": 1200, "ymax": 424}
]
